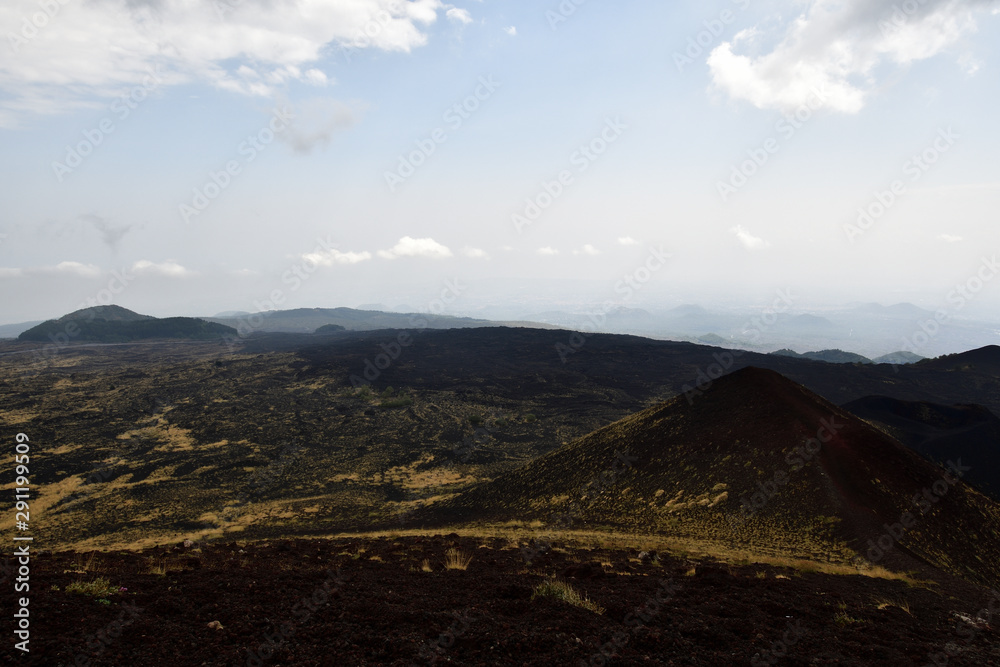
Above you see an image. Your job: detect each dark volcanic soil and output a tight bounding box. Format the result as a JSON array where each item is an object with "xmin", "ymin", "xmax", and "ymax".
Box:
[{"xmin": 3, "ymin": 536, "xmax": 999, "ymax": 666}]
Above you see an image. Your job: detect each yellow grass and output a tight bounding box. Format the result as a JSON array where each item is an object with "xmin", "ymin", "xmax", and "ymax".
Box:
[{"xmin": 444, "ymin": 548, "xmax": 473, "ymax": 570}]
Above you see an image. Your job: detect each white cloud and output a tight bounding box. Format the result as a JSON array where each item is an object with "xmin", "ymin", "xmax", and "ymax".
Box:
[
  {"xmin": 302, "ymin": 248, "xmax": 372, "ymax": 266},
  {"xmin": 378, "ymin": 236, "xmax": 453, "ymax": 260},
  {"xmin": 52, "ymin": 261, "xmax": 102, "ymax": 277},
  {"xmin": 461, "ymin": 246, "xmax": 489, "ymax": 259},
  {"xmin": 446, "ymin": 7, "xmax": 473, "ymax": 24},
  {"xmin": 573, "ymin": 244, "xmax": 601, "ymax": 256},
  {"xmin": 537, "ymin": 247, "xmax": 559, "ymax": 256},
  {"xmin": 0, "ymin": 268, "xmax": 24, "ymax": 278},
  {"xmin": 938, "ymin": 234, "xmax": 964, "ymax": 243},
  {"xmin": 730, "ymin": 225, "xmax": 770, "ymax": 250},
  {"xmin": 708, "ymin": 0, "xmax": 996, "ymax": 113},
  {"xmin": 0, "ymin": 0, "xmax": 447, "ymax": 125},
  {"xmin": 957, "ymin": 52, "xmax": 983, "ymax": 75},
  {"xmin": 132, "ymin": 260, "xmax": 192, "ymax": 277},
  {"xmin": 303, "ymin": 69, "xmax": 330, "ymax": 86},
  {"xmin": 617, "ymin": 236, "xmax": 639, "ymax": 246},
  {"xmin": 505, "ymin": 26, "xmax": 517, "ymax": 36}
]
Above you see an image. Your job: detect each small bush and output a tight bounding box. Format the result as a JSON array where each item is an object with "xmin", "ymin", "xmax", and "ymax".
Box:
[
  {"xmin": 523, "ymin": 413, "xmax": 537, "ymax": 423},
  {"xmin": 380, "ymin": 396, "xmax": 413, "ymax": 409},
  {"xmin": 531, "ymin": 579, "xmax": 604, "ymax": 614},
  {"xmin": 66, "ymin": 577, "xmax": 119, "ymax": 598},
  {"xmin": 834, "ymin": 602, "xmax": 863, "ymax": 626},
  {"xmin": 469, "ymin": 415, "xmax": 483, "ymax": 427}
]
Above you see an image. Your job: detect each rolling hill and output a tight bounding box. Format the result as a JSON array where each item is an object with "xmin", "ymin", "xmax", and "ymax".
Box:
[
  {"xmin": 203, "ymin": 307, "xmax": 552, "ymax": 334},
  {"xmin": 430, "ymin": 367, "xmax": 1000, "ymax": 586},
  {"xmin": 18, "ymin": 306, "xmax": 235, "ymax": 343}
]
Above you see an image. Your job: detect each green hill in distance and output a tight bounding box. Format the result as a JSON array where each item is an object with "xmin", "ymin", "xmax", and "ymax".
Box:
[{"xmin": 18, "ymin": 305, "xmax": 236, "ymax": 343}]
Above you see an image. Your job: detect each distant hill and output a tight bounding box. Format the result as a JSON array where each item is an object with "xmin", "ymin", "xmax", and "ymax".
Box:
[
  {"xmin": 431, "ymin": 367, "xmax": 1000, "ymax": 586},
  {"xmin": 314, "ymin": 323, "xmax": 347, "ymax": 334},
  {"xmin": 871, "ymin": 351, "xmax": 924, "ymax": 365},
  {"xmin": 203, "ymin": 307, "xmax": 553, "ymax": 335},
  {"xmin": 919, "ymin": 345, "xmax": 1000, "ymax": 375},
  {"xmin": 0, "ymin": 320, "xmax": 43, "ymax": 339},
  {"xmin": 56, "ymin": 305, "xmax": 155, "ymax": 323},
  {"xmin": 18, "ymin": 306, "xmax": 235, "ymax": 343},
  {"xmin": 844, "ymin": 395, "xmax": 1000, "ymax": 502},
  {"xmin": 772, "ymin": 348, "xmax": 872, "ymax": 364},
  {"xmin": 696, "ymin": 333, "xmax": 727, "ymax": 345}
]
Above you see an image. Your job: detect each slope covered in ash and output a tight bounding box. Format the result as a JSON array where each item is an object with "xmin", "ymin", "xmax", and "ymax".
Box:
[
  {"xmin": 432, "ymin": 367, "xmax": 1000, "ymax": 586},
  {"xmin": 843, "ymin": 395, "xmax": 1000, "ymax": 502}
]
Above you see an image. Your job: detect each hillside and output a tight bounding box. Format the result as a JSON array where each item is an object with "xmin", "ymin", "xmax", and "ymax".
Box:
[
  {"xmin": 918, "ymin": 345, "xmax": 1000, "ymax": 374},
  {"xmin": 772, "ymin": 348, "xmax": 872, "ymax": 364},
  {"xmin": 57, "ymin": 305, "xmax": 155, "ymax": 322},
  {"xmin": 431, "ymin": 367, "xmax": 1000, "ymax": 587},
  {"xmin": 5, "ymin": 328, "xmax": 1000, "ymax": 559},
  {"xmin": 19, "ymin": 311, "xmax": 236, "ymax": 343},
  {"xmin": 844, "ymin": 395, "xmax": 1000, "ymax": 502}
]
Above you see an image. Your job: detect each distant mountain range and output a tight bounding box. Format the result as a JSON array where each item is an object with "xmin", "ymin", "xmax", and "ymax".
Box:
[
  {"xmin": 3, "ymin": 300, "xmax": 995, "ymax": 362},
  {"xmin": 770, "ymin": 348, "xmax": 924, "ymax": 365},
  {"xmin": 202, "ymin": 307, "xmax": 553, "ymax": 335}
]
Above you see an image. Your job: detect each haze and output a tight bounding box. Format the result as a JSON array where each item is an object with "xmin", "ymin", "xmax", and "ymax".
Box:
[{"xmin": 2, "ymin": 0, "xmax": 999, "ymax": 335}]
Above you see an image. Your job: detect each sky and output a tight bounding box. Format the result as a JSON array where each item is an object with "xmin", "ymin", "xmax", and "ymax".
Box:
[{"xmin": 1, "ymin": 0, "xmax": 999, "ymax": 324}]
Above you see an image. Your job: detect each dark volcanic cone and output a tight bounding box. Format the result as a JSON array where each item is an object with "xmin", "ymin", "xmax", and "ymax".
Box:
[{"xmin": 432, "ymin": 367, "xmax": 1000, "ymax": 586}]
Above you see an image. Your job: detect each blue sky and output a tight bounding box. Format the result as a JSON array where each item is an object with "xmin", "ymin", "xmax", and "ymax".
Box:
[{"xmin": 1, "ymin": 0, "xmax": 999, "ymax": 322}]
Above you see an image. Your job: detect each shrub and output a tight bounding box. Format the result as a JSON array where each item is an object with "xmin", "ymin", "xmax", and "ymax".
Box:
[
  {"xmin": 531, "ymin": 579, "xmax": 604, "ymax": 614},
  {"xmin": 444, "ymin": 548, "xmax": 473, "ymax": 571},
  {"xmin": 65, "ymin": 577, "xmax": 119, "ymax": 598},
  {"xmin": 380, "ymin": 396, "xmax": 413, "ymax": 409}
]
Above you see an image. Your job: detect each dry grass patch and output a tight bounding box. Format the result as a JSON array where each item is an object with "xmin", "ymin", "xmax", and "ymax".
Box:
[
  {"xmin": 873, "ymin": 597, "xmax": 911, "ymax": 614},
  {"xmin": 834, "ymin": 602, "xmax": 864, "ymax": 626},
  {"xmin": 444, "ymin": 548, "xmax": 473, "ymax": 570},
  {"xmin": 531, "ymin": 579, "xmax": 604, "ymax": 614}
]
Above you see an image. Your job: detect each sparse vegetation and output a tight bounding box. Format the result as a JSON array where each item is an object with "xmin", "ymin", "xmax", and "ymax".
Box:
[
  {"xmin": 380, "ymin": 395, "xmax": 414, "ymax": 409},
  {"xmin": 65, "ymin": 577, "xmax": 120, "ymax": 598},
  {"xmin": 873, "ymin": 597, "xmax": 911, "ymax": 614},
  {"xmin": 444, "ymin": 548, "xmax": 473, "ymax": 570},
  {"xmin": 531, "ymin": 579, "xmax": 604, "ymax": 614},
  {"xmin": 834, "ymin": 602, "xmax": 864, "ymax": 626},
  {"xmin": 143, "ymin": 557, "xmax": 167, "ymax": 576}
]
